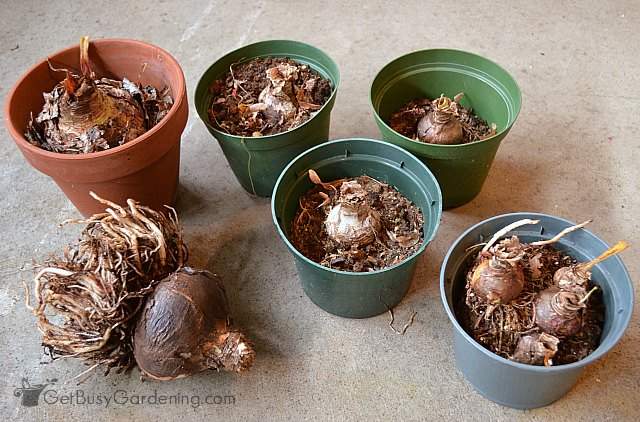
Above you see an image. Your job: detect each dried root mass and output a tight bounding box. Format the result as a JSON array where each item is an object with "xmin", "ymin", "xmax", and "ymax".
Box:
[
  {"xmin": 26, "ymin": 193, "xmax": 186, "ymax": 374},
  {"xmin": 208, "ymin": 57, "xmax": 332, "ymax": 137}
]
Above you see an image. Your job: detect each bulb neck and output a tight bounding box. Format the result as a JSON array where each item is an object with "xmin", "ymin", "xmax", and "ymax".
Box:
[{"xmin": 205, "ymin": 331, "xmax": 255, "ymax": 373}]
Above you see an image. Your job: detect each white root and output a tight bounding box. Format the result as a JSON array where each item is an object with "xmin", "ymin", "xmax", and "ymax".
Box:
[
  {"xmin": 530, "ymin": 220, "xmax": 592, "ymax": 246},
  {"xmin": 482, "ymin": 219, "xmax": 540, "ymax": 253}
]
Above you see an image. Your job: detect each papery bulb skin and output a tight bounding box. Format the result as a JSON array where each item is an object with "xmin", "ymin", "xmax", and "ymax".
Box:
[
  {"xmin": 324, "ymin": 180, "xmax": 382, "ymax": 247},
  {"xmin": 325, "ymin": 202, "xmax": 381, "ymax": 247},
  {"xmin": 510, "ymin": 332, "xmax": 560, "ymax": 366},
  {"xmin": 553, "ymin": 265, "xmax": 590, "ymax": 294}
]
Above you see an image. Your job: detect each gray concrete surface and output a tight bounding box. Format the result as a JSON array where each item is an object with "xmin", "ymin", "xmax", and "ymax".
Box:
[{"xmin": 1, "ymin": 0, "xmax": 638, "ymax": 420}]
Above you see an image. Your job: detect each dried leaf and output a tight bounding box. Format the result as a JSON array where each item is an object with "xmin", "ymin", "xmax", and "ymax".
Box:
[
  {"xmin": 248, "ymin": 103, "xmax": 268, "ymax": 113},
  {"xmin": 299, "ymin": 101, "xmax": 322, "ymax": 111},
  {"xmin": 317, "ymin": 192, "xmax": 331, "ymax": 208},
  {"xmin": 308, "ymin": 169, "xmax": 323, "ymax": 185},
  {"xmin": 529, "ymin": 253, "xmax": 543, "ymax": 279},
  {"xmin": 395, "ymin": 233, "xmax": 420, "ymax": 248}
]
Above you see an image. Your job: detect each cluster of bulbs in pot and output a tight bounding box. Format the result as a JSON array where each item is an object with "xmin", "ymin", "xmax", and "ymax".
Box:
[{"xmin": 468, "ymin": 219, "xmax": 627, "ymax": 366}]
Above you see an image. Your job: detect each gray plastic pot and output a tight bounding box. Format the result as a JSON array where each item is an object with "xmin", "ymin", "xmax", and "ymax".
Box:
[
  {"xmin": 440, "ymin": 213, "xmax": 634, "ymax": 409},
  {"xmin": 272, "ymin": 138, "xmax": 442, "ymax": 318}
]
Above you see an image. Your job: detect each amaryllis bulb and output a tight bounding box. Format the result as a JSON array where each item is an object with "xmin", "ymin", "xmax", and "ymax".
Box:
[
  {"xmin": 470, "ymin": 236, "xmax": 526, "ymax": 304},
  {"xmin": 553, "ymin": 241, "xmax": 629, "ymax": 294},
  {"xmin": 39, "ymin": 37, "xmax": 146, "ymax": 153},
  {"xmin": 417, "ymin": 94, "xmax": 463, "ymax": 145},
  {"xmin": 510, "ymin": 332, "xmax": 560, "ymax": 366},
  {"xmin": 134, "ymin": 268, "xmax": 255, "ymax": 380},
  {"xmin": 325, "ymin": 202, "xmax": 381, "ymax": 246},
  {"xmin": 258, "ymin": 63, "xmax": 298, "ymax": 123},
  {"xmin": 534, "ymin": 287, "xmax": 584, "ymax": 337},
  {"xmin": 470, "ymin": 257, "xmax": 525, "ymax": 304},
  {"xmin": 323, "ymin": 179, "xmax": 382, "ymax": 246}
]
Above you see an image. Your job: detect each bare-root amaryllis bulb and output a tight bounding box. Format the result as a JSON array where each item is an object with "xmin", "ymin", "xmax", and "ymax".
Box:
[
  {"xmin": 553, "ymin": 241, "xmax": 629, "ymax": 293},
  {"xmin": 417, "ymin": 93, "xmax": 464, "ymax": 145},
  {"xmin": 134, "ymin": 268, "xmax": 255, "ymax": 380},
  {"xmin": 308, "ymin": 170, "xmax": 382, "ymax": 247},
  {"xmin": 534, "ymin": 286, "xmax": 598, "ymax": 337},
  {"xmin": 510, "ymin": 332, "xmax": 560, "ymax": 366}
]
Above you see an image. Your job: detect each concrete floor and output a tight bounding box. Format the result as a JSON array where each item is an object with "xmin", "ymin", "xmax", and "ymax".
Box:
[{"xmin": 1, "ymin": 0, "xmax": 638, "ymax": 420}]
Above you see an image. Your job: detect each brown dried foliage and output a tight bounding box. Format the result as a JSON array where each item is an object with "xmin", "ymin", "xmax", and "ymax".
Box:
[{"xmin": 207, "ymin": 57, "xmax": 332, "ymax": 137}]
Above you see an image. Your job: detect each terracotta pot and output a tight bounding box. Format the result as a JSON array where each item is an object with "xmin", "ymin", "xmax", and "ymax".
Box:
[{"xmin": 4, "ymin": 39, "xmax": 188, "ymax": 216}]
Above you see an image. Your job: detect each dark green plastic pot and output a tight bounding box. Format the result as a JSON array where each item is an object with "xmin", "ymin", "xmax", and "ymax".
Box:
[
  {"xmin": 441, "ymin": 213, "xmax": 634, "ymax": 409},
  {"xmin": 272, "ymin": 138, "xmax": 442, "ymax": 318},
  {"xmin": 195, "ymin": 40, "xmax": 340, "ymax": 196},
  {"xmin": 371, "ymin": 49, "xmax": 521, "ymax": 209}
]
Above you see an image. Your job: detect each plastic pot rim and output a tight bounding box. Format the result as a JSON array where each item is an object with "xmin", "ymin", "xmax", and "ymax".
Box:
[
  {"xmin": 370, "ymin": 47, "xmax": 522, "ymax": 150},
  {"xmin": 4, "ymin": 38, "xmax": 187, "ymax": 162},
  {"xmin": 194, "ymin": 39, "xmax": 340, "ymax": 146},
  {"xmin": 439, "ymin": 211, "xmax": 634, "ymax": 372},
  {"xmin": 272, "ymin": 137, "xmax": 442, "ymax": 277}
]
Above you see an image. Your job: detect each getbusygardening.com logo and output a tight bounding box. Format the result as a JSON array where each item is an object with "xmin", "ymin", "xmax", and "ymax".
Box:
[{"xmin": 14, "ymin": 377, "xmax": 236, "ymax": 409}]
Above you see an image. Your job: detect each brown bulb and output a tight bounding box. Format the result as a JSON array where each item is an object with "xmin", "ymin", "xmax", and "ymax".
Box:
[
  {"xmin": 416, "ymin": 112, "xmax": 463, "ymax": 144},
  {"xmin": 134, "ymin": 268, "xmax": 254, "ymax": 381},
  {"xmin": 510, "ymin": 332, "xmax": 560, "ymax": 366},
  {"xmin": 416, "ymin": 94, "xmax": 464, "ymax": 145},
  {"xmin": 470, "ymin": 258, "xmax": 525, "ymax": 304},
  {"xmin": 535, "ymin": 287, "xmax": 583, "ymax": 337}
]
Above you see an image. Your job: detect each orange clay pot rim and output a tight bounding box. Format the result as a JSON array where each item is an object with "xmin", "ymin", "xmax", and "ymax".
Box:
[{"xmin": 4, "ymin": 38, "xmax": 186, "ymax": 161}]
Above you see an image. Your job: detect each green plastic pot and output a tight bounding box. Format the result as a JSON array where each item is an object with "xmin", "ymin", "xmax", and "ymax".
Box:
[
  {"xmin": 195, "ymin": 40, "xmax": 340, "ymax": 197},
  {"xmin": 272, "ymin": 138, "xmax": 442, "ymax": 318},
  {"xmin": 371, "ymin": 49, "xmax": 521, "ymax": 209}
]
